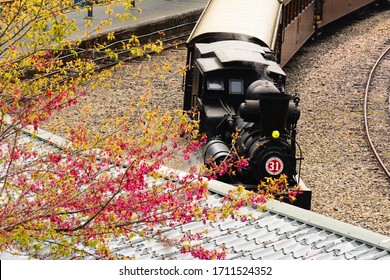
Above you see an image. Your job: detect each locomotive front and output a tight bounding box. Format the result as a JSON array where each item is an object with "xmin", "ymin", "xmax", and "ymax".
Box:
[{"xmin": 186, "ymin": 40, "xmax": 301, "ymax": 187}]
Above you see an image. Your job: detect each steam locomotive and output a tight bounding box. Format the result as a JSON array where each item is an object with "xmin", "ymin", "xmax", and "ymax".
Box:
[
  {"xmin": 182, "ymin": 0, "xmax": 380, "ymax": 209},
  {"xmin": 184, "ymin": 40, "xmax": 301, "ymax": 186}
]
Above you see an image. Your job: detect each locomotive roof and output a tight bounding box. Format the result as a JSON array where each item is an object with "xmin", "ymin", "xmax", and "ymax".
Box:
[
  {"xmin": 195, "ymin": 40, "xmax": 267, "ymax": 56},
  {"xmin": 196, "ymin": 52, "xmax": 269, "ymax": 74},
  {"xmin": 187, "ymin": 0, "xmax": 283, "ymax": 51},
  {"xmin": 194, "ymin": 40, "xmax": 286, "ymax": 77}
]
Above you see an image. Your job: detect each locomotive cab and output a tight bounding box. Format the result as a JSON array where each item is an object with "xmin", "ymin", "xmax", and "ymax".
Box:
[
  {"xmin": 194, "ymin": 62, "xmax": 262, "ymax": 140},
  {"xmin": 189, "ymin": 41, "xmax": 287, "ymax": 136}
]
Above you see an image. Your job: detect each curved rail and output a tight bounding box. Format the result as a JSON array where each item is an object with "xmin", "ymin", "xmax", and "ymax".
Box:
[{"xmin": 364, "ymin": 46, "xmax": 390, "ymax": 180}]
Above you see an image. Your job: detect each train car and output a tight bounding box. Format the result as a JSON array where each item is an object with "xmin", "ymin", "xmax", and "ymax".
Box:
[
  {"xmin": 279, "ymin": 0, "xmax": 317, "ymax": 66},
  {"xmin": 182, "ymin": 0, "xmax": 380, "ymax": 209},
  {"xmin": 278, "ymin": 0, "xmax": 377, "ymax": 66},
  {"xmin": 315, "ymin": 0, "xmax": 377, "ymax": 28}
]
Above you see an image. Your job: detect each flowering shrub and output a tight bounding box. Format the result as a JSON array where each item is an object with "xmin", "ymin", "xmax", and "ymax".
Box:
[{"xmin": 0, "ymin": 0, "xmax": 300, "ymax": 259}]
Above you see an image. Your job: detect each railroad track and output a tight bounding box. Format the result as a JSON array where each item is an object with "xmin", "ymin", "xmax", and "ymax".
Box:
[
  {"xmin": 50, "ymin": 22, "xmax": 194, "ymax": 79},
  {"xmin": 89, "ymin": 26, "xmax": 193, "ymax": 71},
  {"xmin": 364, "ymin": 44, "xmax": 390, "ymax": 181},
  {"xmin": 81, "ymin": 18, "xmax": 195, "ymax": 67}
]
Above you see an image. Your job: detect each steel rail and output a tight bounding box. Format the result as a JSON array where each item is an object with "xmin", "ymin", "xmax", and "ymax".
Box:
[
  {"xmin": 34, "ymin": 22, "xmax": 195, "ymax": 80},
  {"xmin": 363, "ymin": 45, "xmax": 390, "ymax": 180}
]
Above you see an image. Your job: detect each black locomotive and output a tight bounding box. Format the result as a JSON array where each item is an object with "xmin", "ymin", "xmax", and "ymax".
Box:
[
  {"xmin": 184, "ymin": 40, "xmax": 301, "ymax": 188},
  {"xmin": 182, "ymin": 0, "xmax": 380, "ymax": 209},
  {"xmin": 183, "ymin": 0, "xmax": 303, "ymax": 189}
]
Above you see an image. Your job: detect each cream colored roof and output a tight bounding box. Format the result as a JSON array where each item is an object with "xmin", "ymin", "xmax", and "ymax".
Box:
[{"xmin": 188, "ymin": 0, "xmax": 283, "ymax": 50}]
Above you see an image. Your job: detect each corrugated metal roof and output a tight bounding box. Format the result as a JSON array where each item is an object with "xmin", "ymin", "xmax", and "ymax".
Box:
[
  {"xmin": 106, "ymin": 182, "xmax": 390, "ymax": 260},
  {"xmin": 1, "ymin": 128, "xmax": 390, "ymax": 260}
]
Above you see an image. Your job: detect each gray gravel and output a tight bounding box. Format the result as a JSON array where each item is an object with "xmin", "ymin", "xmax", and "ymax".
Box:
[
  {"xmin": 283, "ymin": 7, "xmax": 390, "ymax": 236},
  {"xmin": 44, "ymin": 7, "xmax": 390, "ymax": 236}
]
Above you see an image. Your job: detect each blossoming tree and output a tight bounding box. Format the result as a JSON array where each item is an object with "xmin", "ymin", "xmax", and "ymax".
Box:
[{"xmin": 0, "ymin": 0, "xmax": 299, "ymax": 260}]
